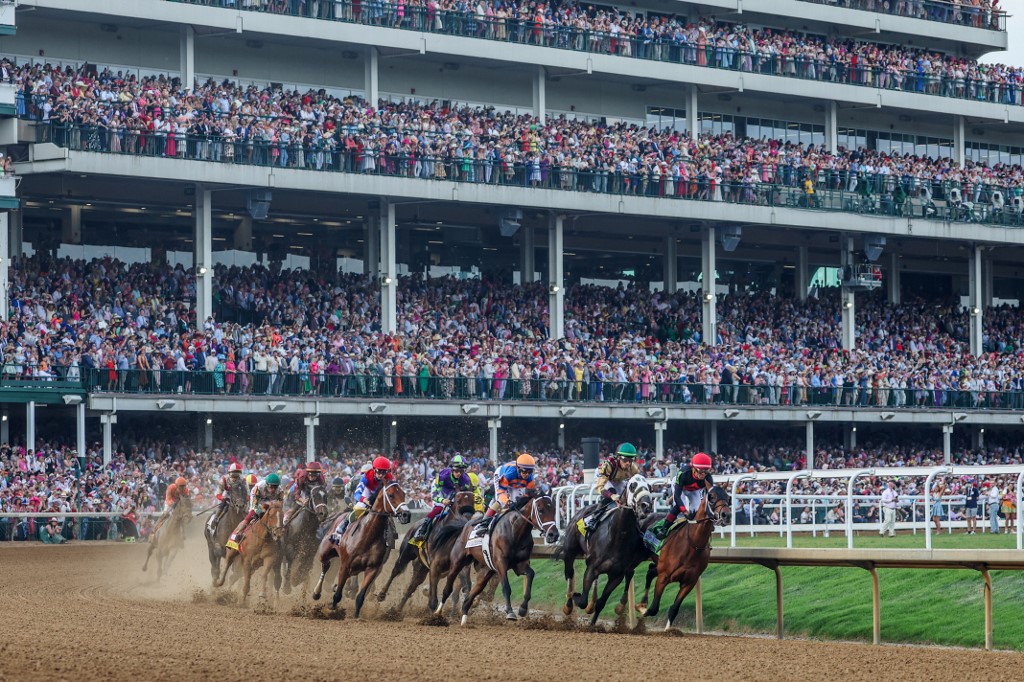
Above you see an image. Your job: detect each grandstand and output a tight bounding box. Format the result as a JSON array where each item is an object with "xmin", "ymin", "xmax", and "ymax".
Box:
[{"xmin": 1, "ymin": 0, "xmax": 1024, "ymax": 477}]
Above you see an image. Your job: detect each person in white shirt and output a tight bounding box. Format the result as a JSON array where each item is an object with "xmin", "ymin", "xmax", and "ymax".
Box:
[
  {"xmin": 987, "ymin": 481, "xmax": 1002, "ymax": 534},
  {"xmin": 880, "ymin": 480, "xmax": 898, "ymax": 537}
]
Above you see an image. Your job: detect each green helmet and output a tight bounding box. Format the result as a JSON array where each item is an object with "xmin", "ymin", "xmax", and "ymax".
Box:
[
  {"xmin": 265, "ymin": 473, "xmax": 281, "ymax": 486},
  {"xmin": 451, "ymin": 455, "xmax": 467, "ymax": 469},
  {"xmin": 616, "ymin": 443, "xmax": 638, "ymax": 458}
]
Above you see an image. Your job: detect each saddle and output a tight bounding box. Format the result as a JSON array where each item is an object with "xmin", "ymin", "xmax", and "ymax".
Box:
[
  {"xmin": 642, "ymin": 518, "xmax": 687, "ymax": 556},
  {"xmin": 575, "ymin": 503, "xmax": 619, "ymax": 537}
]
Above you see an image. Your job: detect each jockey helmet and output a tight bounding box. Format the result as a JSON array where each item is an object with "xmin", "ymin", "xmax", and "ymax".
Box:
[
  {"xmin": 372, "ymin": 456, "xmax": 392, "ymax": 471},
  {"xmin": 228, "ymin": 462, "xmax": 243, "ymax": 474},
  {"xmin": 332, "ymin": 476, "xmax": 344, "ymax": 487},
  {"xmin": 516, "ymin": 453, "xmax": 536, "ymax": 471},
  {"xmin": 616, "ymin": 442, "xmax": 638, "ymax": 458},
  {"xmin": 306, "ymin": 461, "xmax": 324, "ymax": 472},
  {"xmin": 295, "ymin": 468, "xmax": 306, "ymax": 482},
  {"xmin": 451, "ymin": 454, "xmax": 467, "ymax": 470},
  {"xmin": 691, "ymin": 452, "xmax": 713, "ymax": 470},
  {"xmin": 175, "ymin": 476, "xmax": 188, "ymax": 487},
  {"xmin": 245, "ymin": 474, "xmax": 258, "ymax": 487},
  {"xmin": 266, "ymin": 473, "xmax": 282, "ymax": 487}
]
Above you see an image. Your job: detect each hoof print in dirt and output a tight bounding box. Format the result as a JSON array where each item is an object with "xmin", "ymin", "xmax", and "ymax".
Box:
[{"xmin": 418, "ymin": 613, "xmax": 450, "ymax": 627}]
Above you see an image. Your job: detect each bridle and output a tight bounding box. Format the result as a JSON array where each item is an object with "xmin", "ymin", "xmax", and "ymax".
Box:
[
  {"xmin": 373, "ymin": 482, "xmax": 409, "ymax": 518},
  {"xmin": 520, "ymin": 495, "xmax": 558, "ymax": 539}
]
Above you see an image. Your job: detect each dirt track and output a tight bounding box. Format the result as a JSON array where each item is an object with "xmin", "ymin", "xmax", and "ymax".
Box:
[{"xmin": 0, "ymin": 541, "xmax": 1020, "ymax": 682}]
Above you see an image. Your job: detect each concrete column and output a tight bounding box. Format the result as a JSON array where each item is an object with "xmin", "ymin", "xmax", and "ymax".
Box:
[
  {"xmin": 364, "ymin": 47, "xmax": 379, "ymax": 106},
  {"xmin": 100, "ymin": 412, "xmax": 116, "ymax": 467},
  {"xmin": 840, "ymin": 236, "xmax": 855, "ymax": 351},
  {"xmin": 204, "ymin": 416, "xmax": 213, "ymax": 450},
  {"xmin": 304, "ymin": 415, "xmax": 319, "ymax": 464},
  {"xmin": 664, "ymin": 236, "xmax": 678, "ymax": 294},
  {"xmin": 8, "ymin": 209, "xmax": 22, "ymax": 261},
  {"xmin": 887, "ymin": 251, "xmax": 901, "ymax": 305},
  {"xmin": 844, "ymin": 424, "xmax": 857, "ymax": 450},
  {"xmin": 363, "ymin": 216, "xmax": 379, "ymax": 278},
  {"xmin": 62, "ymin": 205, "xmax": 82, "ymax": 244},
  {"xmin": 76, "ymin": 402, "xmax": 86, "ymax": 460},
  {"xmin": 953, "ymin": 115, "xmax": 966, "ymax": 166},
  {"xmin": 942, "ymin": 425, "xmax": 953, "ymax": 465},
  {"xmin": 385, "ymin": 419, "xmax": 397, "ymax": 455},
  {"xmin": 1, "ymin": 411, "xmax": 8, "ymax": 444},
  {"xmin": 26, "ymin": 400, "xmax": 35, "ymax": 452},
  {"xmin": 379, "ymin": 199, "xmax": 397, "ymax": 334},
  {"xmin": 701, "ymin": 226, "xmax": 717, "ymax": 345},
  {"xmin": 547, "ymin": 213, "xmax": 564, "ymax": 340},
  {"xmin": 180, "ymin": 26, "xmax": 195, "ymax": 92},
  {"xmin": 982, "ymin": 256, "xmax": 994, "ymax": 307},
  {"xmin": 703, "ymin": 422, "xmax": 718, "ymax": 454},
  {"xmin": 520, "ymin": 226, "xmax": 535, "ymax": 284},
  {"xmin": 686, "ymin": 87, "xmax": 699, "ymax": 139},
  {"xmin": 532, "ymin": 66, "xmax": 546, "ymax": 125},
  {"xmin": 969, "ymin": 246, "xmax": 983, "ymax": 356},
  {"xmin": 796, "ymin": 245, "xmax": 809, "ymax": 301},
  {"xmin": 972, "ymin": 426, "xmax": 985, "ymax": 451},
  {"xmin": 487, "ymin": 418, "xmax": 501, "ymax": 465},
  {"xmin": 0, "ymin": 212, "xmax": 8, "ymax": 321},
  {"xmin": 824, "ymin": 101, "xmax": 838, "ymax": 155},
  {"xmin": 233, "ymin": 216, "xmax": 253, "ymax": 251},
  {"xmin": 805, "ymin": 421, "xmax": 815, "ymax": 471},
  {"xmin": 194, "ymin": 184, "xmax": 213, "ymax": 328},
  {"xmin": 654, "ymin": 421, "xmax": 667, "ymax": 461}
]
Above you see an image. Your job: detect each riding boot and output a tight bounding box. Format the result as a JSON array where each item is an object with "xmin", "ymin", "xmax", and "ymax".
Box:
[
  {"xmin": 207, "ymin": 504, "xmax": 225, "ymax": 535},
  {"xmin": 584, "ymin": 496, "xmax": 613, "ymax": 533},
  {"xmin": 410, "ymin": 518, "xmax": 432, "ymax": 546}
]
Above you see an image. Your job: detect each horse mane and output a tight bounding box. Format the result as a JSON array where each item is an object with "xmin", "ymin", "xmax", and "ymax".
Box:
[{"xmin": 431, "ymin": 522, "xmax": 465, "ymax": 549}]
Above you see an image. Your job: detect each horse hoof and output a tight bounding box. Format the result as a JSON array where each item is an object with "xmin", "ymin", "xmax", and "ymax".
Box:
[
  {"xmin": 376, "ymin": 592, "xmax": 387, "ymax": 603},
  {"xmin": 505, "ymin": 612, "xmax": 518, "ymax": 621},
  {"xmin": 614, "ymin": 603, "xmax": 625, "ymax": 616},
  {"xmin": 311, "ymin": 592, "xmax": 321, "ymax": 601},
  {"xmin": 460, "ymin": 615, "xmax": 468, "ymax": 627},
  {"xmin": 518, "ymin": 606, "xmax": 528, "ymax": 618},
  {"xmin": 562, "ymin": 604, "xmax": 573, "ymax": 616},
  {"xmin": 664, "ymin": 621, "xmax": 673, "ymax": 632}
]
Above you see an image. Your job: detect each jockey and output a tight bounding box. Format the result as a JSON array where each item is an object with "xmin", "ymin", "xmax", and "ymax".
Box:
[
  {"xmin": 653, "ymin": 452, "xmax": 715, "ymax": 540},
  {"xmin": 207, "ymin": 463, "xmax": 247, "ymax": 535},
  {"xmin": 284, "ymin": 461, "xmax": 325, "ymax": 523},
  {"xmin": 582, "ymin": 442, "xmax": 640, "ymax": 533},
  {"xmin": 473, "ymin": 453, "xmax": 536, "ymax": 538},
  {"xmin": 333, "ymin": 456, "xmax": 393, "ymax": 539},
  {"xmin": 245, "ymin": 473, "xmax": 258, "ymax": 490},
  {"xmin": 155, "ymin": 476, "xmax": 190, "ymax": 531},
  {"xmin": 411, "ymin": 454, "xmax": 475, "ymax": 546},
  {"xmin": 226, "ymin": 473, "xmax": 283, "ymax": 550},
  {"xmin": 467, "ymin": 472, "xmax": 485, "ymax": 513},
  {"xmin": 327, "ymin": 476, "xmax": 347, "ymax": 514}
]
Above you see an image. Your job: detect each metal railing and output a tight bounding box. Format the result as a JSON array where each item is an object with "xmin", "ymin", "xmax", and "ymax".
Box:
[
  {"xmin": 0, "ymin": 511, "xmax": 163, "ymax": 542},
  {"xmin": 33, "ymin": 121, "xmax": 1024, "ymax": 227}
]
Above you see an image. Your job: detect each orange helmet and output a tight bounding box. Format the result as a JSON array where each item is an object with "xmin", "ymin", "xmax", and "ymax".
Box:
[
  {"xmin": 691, "ymin": 452, "xmax": 713, "ymax": 470},
  {"xmin": 175, "ymin": 476, "xmax": 188, "ymax": 487},
  {"xmin": 515, "ymin": 454, "xmax": 536, "ymax": 470}
]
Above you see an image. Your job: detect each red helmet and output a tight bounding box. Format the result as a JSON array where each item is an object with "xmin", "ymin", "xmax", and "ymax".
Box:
[
  {"xmin": 306, "ymin": 462, "xmax": 323, "ymax": 472},
  {"xmin": 295, "ymin": 468, "xmax": 306, "ymax": 480},
  {"xmin": 372, "ymin": 456, "xmax": 392, "ymax": 471},
  {"xmin": 228, "ymin": 463, "xmax": 243, "ymax": 474},
  {"xmin": 691, "ymin": 453, "xmax": 713, "ymax": 470}
]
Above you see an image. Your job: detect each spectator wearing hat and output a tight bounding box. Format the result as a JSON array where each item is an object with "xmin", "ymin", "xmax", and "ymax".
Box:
[{"xmin": 40, "ymin": 517, "xmax": 66, "ymax": 544}]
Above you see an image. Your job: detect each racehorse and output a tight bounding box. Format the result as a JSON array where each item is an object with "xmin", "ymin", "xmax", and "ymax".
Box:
[
  {"xmin": 557, "ymin": 474, "xmax": 654, "ymax": 625},
  {"xmin": 376, "ymin": 490, "xmax": 477, "ymax": 613},
  {"xmin": 311, "ymin": 482, "xmax": 410, "ymax": 618},
  {"xmin": 204, "ymin": 486, "xmax": 248, "ymax": 583},
  {"xmin": 281, "ymin": 485, "xmax": 330, "ymax": 595},
  {"xmin": 215, "ymin": 501, "xmax": 286, "ymax": 601},
  {"xmin": 142, "ymin": 496, "xmax": 193, "ymax": 580},
  {"xmin": 641, "ymin": 485, "xmax": 731, "ymax": 630},
  {"xmin": 436, "ymin": 491, "xmax": 559, "ymax": 625}
]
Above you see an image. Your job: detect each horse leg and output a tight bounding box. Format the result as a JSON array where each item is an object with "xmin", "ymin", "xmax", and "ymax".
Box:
[
  {"xmin": 459, "ymin": 567, "xmax": 497, "ymax": 626},
  {"xmin": 589, "ymin": 572, "xmax": 625, "ymax": 627},
  {"xmin": 376, "ymin": 543, "xmax": 414, "ymax": 603},
  {"xmin": 573, "ymin": 562, "xmax": 598, "ymax": 610},
  {"xmin": 637, "ymin": 563, "xmax": 658, "ymax": 612},
  {"xmin": 142, "ymin": 542, "xmax": 155, "ymax": 573},
  {"xmin": 397, "ymin": 563, "xmax": 428, "ymax": 612},
  {"xmin": 499, "ymin": 570, "xmax": 517, "ymax": 620},
  {"xmin": 562, "ymin": 557, "xmax": 576, "ymax": 616},
  {"xmin": 436, "ymin": 553, "xmax": 470, "ymax": 615},
  {"xmin": 643, "ymin": 571, "xmax": 671, "ymax": 618},
  {"xmin": 353, "ymin": 565, "xmax": 383, "ymax": 619},
  {"xmin": 454, "ymin": 567, "xmax": 473, "ymax": 619},
  {"xmin": 216, "ymin": 550, "xmax": 238, "ymax": 588},
  {"xmin": 517, "ymin": 563, "xmax": 535, "ymax": 618},
  {"xmin": 242, "ymin": 563, "xmax": 253, "ymax": 602},
  {"xmin": 665, "ymin": 581, "xmax": 698, "ymax": 632},
  {"xmin": 311, "ymin": 556, "xmax": 331, "ymax": 601},
  {"xmin": 331, "ymin": 564, "xmax": 351, "ymax": 610}
]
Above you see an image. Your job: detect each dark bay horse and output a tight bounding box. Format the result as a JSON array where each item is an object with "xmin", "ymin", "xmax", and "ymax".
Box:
[
  {"xmin": 216, "ymin": 501, "xmax": 286, "ymax": 601},
  {"xmin": 311, "ymin": 482, "xmax": 410, "ymax": 618},
  {"xmin": 142, "ymin": 496, "xmax": 193, "ymax": 580},
  {"xmin": 642, "ymin": 485, "xmax": 731, "ymax": 630},
  {"xmin": 205, "ymin": 486, "xmax": 248, "ymax": 583},
  {"xmin": 376, "ymin": 490, "xmax": 477, "ymax": 613},
  {"xmin": 557, "ymin": 474, "xmax": 654, "ymax": 625},
  {"xmin": 282, "ymin": 485, "xmax": 329, "ymax": 595},
  {"xmin": 436, "ymin": 493, "xmax": 559, "ymax": 625}
]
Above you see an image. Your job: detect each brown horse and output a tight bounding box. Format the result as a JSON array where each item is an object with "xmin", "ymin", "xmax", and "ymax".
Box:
[
  {"xmin": 215, "ymin": 501, "xmax": 285, "ymax": 601},
  {"xmin": 311, "ymin": 481, "xmax": 410, "ymax": 618},
  {"xmin": 436, "ymin": 492, "xmax": 559, "ymax": 625},
  {"xmin": 142, "ymin": 496, "xmax": 193, "ymax": 580},
  {"xmin": 641, "ymin": 485, "xmax": 731, "ymax": 630},
  {"xmin": 375, "ymin": 490, "xmax": 477, "ymax": 614}
]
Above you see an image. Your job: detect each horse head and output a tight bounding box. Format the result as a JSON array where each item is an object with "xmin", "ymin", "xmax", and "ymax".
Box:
[
  {"xmin": 374, "ymin": 482, "xmax": 411, "ymax": 525},
  {"xmin": 523, "ymin": 494, "xmax": 560, "ymax": 545},
  {"xmin": 307, "ymin": 485, "xmax": 329, "ymax": 523},
  {"xmin": 624, "ymin": 474, "xmax": 653, "ymax": 520},
  {"xmin": 229, "ymin": 485, "xmax": 247, "ymax": 513},
  {"xmin": 175, "ymin": 496, "xmax": 194, "ymax": 522},
  {"xmin": 701, "ymin": 485, "xmax": 732, "ymax": 528},
  {"xmin": 452, "ymin": 490, "xmax": 477, "ymax": 517},
  {"xmin": 263, "ymin": 502, "xmax": 287, "ymax": 541}
]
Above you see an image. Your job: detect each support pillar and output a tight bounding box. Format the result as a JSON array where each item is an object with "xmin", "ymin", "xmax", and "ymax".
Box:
[
  {"xmin": 61, "ymin": 205, "xmax": 82, "ymax": 244},
  {"xmin": 0, "ymin": 213, "xmax": 8, "ymax": 321},
  {"xmin": 304, "ymin": 415, "xmax": 319, "ymax": 463},
  {"xmin": 487, "ymin": 418, "xmax": 501, "ymax": 465},
  {"xmin": 703, "ymin": 422, "xmax": 718, "ymax": 454},
  {"xmin": 547, "ymin": 213, "xmax": 564, "ymax": 340},
  {"xmin": 942, "ymin": 425, "xmax": 952, "ymax": 465},
  {"xmin": 796, "ymin": 245, "xmax": 809, "ymax": 301},
  {"xmin": 686, "ymin": 87, "xmax": 699, "ymax": 139},
  {"xmin": 194, "ymin": 184, "xmax": 213, "ymax": 328},
  {"xmin": 825, "ymin": 101, "xmax": 838, "ymax": 155},
  {"xmin": 180, "ymin": 26, "xmax": 195, "ymax": 92},
  {"xmin": 664, "ymin": 236, "xmax": 678, "ymax": 294},
  {"xmin": 204, "ymin": 416, "xmax": 213, "ymax": 450},
  {"xmin": 840, "ymin": 236, "xmax": 855, "ymax": 351},
  {"xmin": 365, "ymin": 47, "xmax": 379, "ymax": 105},
  {"xmin": 363, "ymin": 215, "xmax": 379, "ymax": 277},
  {"xmin": 520, "ymin": 226, "xmax": 535, "ymax": 284},
  {"xmin": 8, "ymin": 209, "xmax": 21, "ymax": 261},
  {"xmin": 982, "ymin": 256, "xmax": 994, "ymax": 307},
  {"xmin": 953, "ymin": 115, "xmax": 966, "ymax": 166},
  {"xmin": 844, "ymin": 424, "xmax": 857, "ymax": 451},
  {"xmin": 887, "ymin": 252, "xmax": 901, "ymax": 305},
  {"xmin": 806, "ymin": 421, "xmax": 815, "ymax": 471},
  {"xmin": 532, "ymin": 66, "xmax": 546, "ymax": 125},
  {"xmin": 100, "ymin": 412, "xmax": 116, "ymax": 468},
  {"xmin": 654, "ymin": 421, "xmax": 667, "ymax": 461},
  {"xmin": 379, "ymin": 199, "xmax": 397, "ymax": 334},
  {"xmin": 26, "ymin": 400, "xmax": 35, "ymax": 452},
  {"xmin": 76, "ymin": 402, "xmax": 86, "ymax": 459},
  {"xmin": 1, "ymin": 411, "xmax": 8, "ymax": 445},
  {"xmin": 557, "ymin": 422, "xmax": 565, "ymax": 450},
  {"xmin": 233, "ymin": 216, "xmax": 253, "ymax": 251},
  {"xmin": 969, "ymin": 246, "xmax": 983, "ymax": 357},
  {"xmin": 701, "ymin": 227, "xmax": 717, "ymax": 345},
  {"xmin": 972, "ymin": 426, "xmax": 985, "ymax": 451},
  {"xmin": 381, "ymin": 419, "xmax": 397, "ymax": 454}
]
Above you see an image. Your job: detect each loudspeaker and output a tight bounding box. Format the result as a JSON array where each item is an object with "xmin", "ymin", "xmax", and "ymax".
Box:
[{"xmin": 247, "ymin": 189, "xmax": 272, "ymax": 220}]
